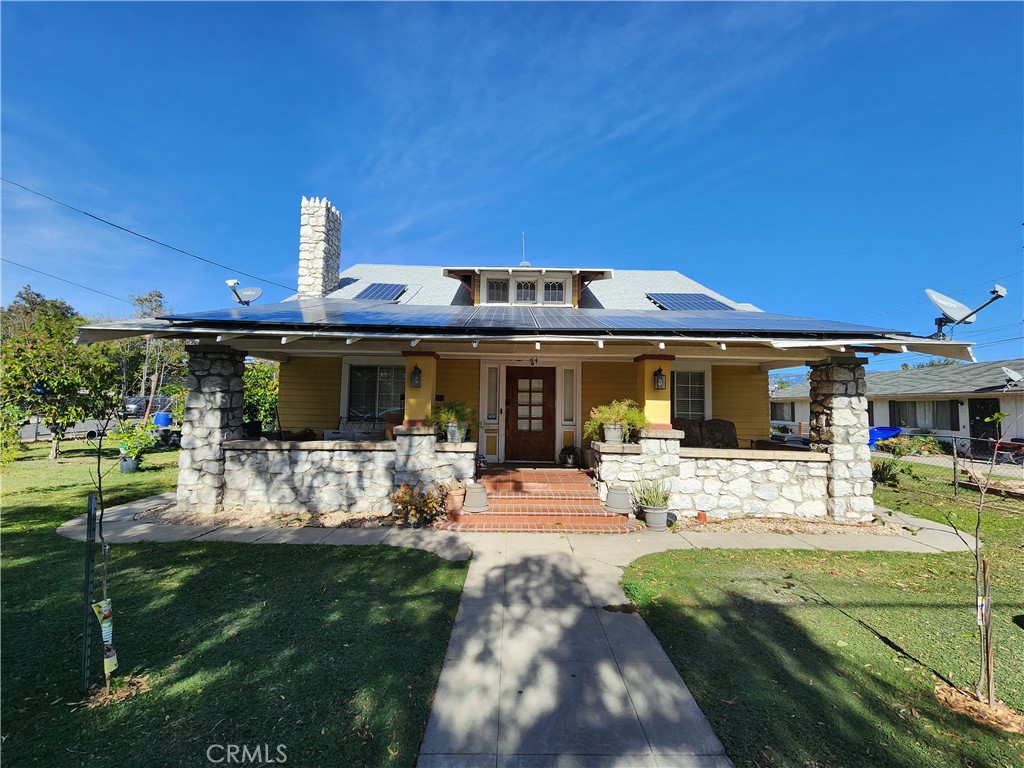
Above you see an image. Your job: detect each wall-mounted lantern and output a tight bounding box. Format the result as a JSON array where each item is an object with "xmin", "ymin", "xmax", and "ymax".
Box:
[
  {"xmin": 410, "ymin": 364, "xmax": 422, "ymax": 389},
  {"xmin": 652, "ymin": 367, "xmax": 667, "ymax": 391}
]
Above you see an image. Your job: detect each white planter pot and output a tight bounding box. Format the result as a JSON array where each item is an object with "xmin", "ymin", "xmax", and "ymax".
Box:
[
  {"xmin": 642, "ymin": 506, "xmax": 669, "ymax": 532},
  {"xmin": 603, "ymin": 424, "xmax": 624, "ymax": 444},
  {"xmin": 446, "ymin": 421, "xmax": 461, "ymax": 443}
]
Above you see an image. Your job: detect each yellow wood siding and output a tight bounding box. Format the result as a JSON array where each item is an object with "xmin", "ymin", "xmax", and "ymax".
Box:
[
  {"xmin": 711, "ymin": 365, "xmax": 770, "ymax": 443},
  {"xmin": 436, "ymin": 359, "xmax": 480, "ymax": 414},
  {"xmin": 277, "ymin": 357, "xmax": 342, "ymax": 435},
  {"xmin": 581, "ymin": 361, "xmax": 635, "ymax": 446}
]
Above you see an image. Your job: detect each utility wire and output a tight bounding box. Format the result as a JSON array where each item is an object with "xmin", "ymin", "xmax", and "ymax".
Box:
[
  {"xmin": 2, "ymin": 178, "xmax": 295, "ymax": 292},
  {"xmin": 1, "ymin": 257, "xmax": 133, "ymax": 305}
]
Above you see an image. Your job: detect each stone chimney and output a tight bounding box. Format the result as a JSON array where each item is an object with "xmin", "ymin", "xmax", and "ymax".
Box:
[{"xmin": 297, "ymin": 196, "xmax": 342, "ymax": 297}]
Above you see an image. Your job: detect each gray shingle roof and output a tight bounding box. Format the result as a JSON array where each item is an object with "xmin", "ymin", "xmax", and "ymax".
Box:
[
  {"xmin": 326, "ymin": 263, "xmax": 757, "ymax": 311},
  {"xmin": 771, "ymin": 359, "xmax": 1024, "ymax": 400}
]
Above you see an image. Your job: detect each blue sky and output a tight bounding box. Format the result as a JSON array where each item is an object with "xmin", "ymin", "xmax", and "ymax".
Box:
[{"xmin": 2, "ymin": 2, "xmax": 1021, "ymax": 370}]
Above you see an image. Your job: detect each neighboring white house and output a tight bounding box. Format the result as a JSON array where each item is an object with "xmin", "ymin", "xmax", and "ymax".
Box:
[{"xmin": 770, "ymin": 359, "xmax": 1024, "ymax": 442}]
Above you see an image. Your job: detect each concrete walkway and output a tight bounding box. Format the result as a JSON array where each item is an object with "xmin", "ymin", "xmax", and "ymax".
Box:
[{"xmin": 56, "ymin": 498, "xmax": 974, "ymax": 768}]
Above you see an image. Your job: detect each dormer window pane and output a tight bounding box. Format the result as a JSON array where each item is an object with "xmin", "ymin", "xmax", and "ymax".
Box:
[
  {"xmin": 543, "ymin": 281, "xmax": 564, "ymax": 303},
  {"xmin": 516, "ymin": 281, "xmax": 536, "ymax": 303},
  {"xmin": 487, "ymin": 279, "xmax": 509, "ymax": 303}
]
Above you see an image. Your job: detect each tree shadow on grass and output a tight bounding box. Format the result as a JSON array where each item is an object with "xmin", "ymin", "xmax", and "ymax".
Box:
[
  {"xmin": 1, "ymin": 534, "xmax": 467, "ymax": 768},
  {"xmin": 635, "ymin": 586, "xmax": 1022, "ymax": 767}
]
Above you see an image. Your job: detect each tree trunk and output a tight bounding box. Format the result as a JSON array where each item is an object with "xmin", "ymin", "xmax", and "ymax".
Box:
[{"xmin": 49, "ymin": 434, "xmax": 60, "ymax": 460}]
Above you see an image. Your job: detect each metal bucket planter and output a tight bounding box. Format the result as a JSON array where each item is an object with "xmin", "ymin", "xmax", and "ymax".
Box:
[
  {"xmin": 642, "ymin": 506, "xmax": 669, "ymax": 532},
  {"xmin": 119, "ymin": 457, "xmax": 139, "ymax": 473}
]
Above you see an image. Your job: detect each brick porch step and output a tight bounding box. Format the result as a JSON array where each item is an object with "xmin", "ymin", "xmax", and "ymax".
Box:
[
  {"xmin": 438, "ymin": 466, "xmax": 641, "ymax": 533},
  {"xmin": 433, "ymin": 514, "xmax": 643, "ymax": 534}
]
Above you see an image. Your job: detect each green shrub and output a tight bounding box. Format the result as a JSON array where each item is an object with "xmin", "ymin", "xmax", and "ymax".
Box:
[
  {"xmin": 428, "ymin": 401, "xmax": 480, "ymax": 441},
  {"xmin": 583, "ymin": 399, "xmax": 648, "ymax": 441},
  {"xmin": 871, "ymin": 457, "xmax": 917, "ymax": 487},
  {"xmin": 110, "ymin": 418, "xmax": 160, "ymax": 462},
  {"xmin": 633, "ymin": 478, "xmax": 670, "ymax": 508},
  {"xmin": 390, "ymin": 484, "xmax": 444, "ymax": 527},
  {"xmin": 0, "ymin": 421, "xmax": 23, "ymax": 467}
]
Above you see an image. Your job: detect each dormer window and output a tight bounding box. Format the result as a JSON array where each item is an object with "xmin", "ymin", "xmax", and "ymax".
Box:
[
  {"xmin": 482, "ymin": 272, "xmax": 572, "ymax": 306},
  {"xmin": 487, "ymin": 279, "xmax": 510, "ymax": 303},
  {"xmin": 543, "ymin": 281, "xmax": 564, "ymax": 303},
  {"xmin": 516, "ymin": 281, "xmax": 537, "ymax": 303}
]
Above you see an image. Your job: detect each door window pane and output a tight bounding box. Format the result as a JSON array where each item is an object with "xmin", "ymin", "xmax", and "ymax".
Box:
[
  {"xmin": 531, "ymin": 379, "xmax": 543, "ymax": 390},
  {"xmin": 562, "ymin": 368, "xmax": 575, "ymax": 422},
  {"xmin": 518, "ymin": 419, "xmax": 530, "ymax": 431},
  {"xmin": 485, "ymin": 367, "xmax": 498, "ymax": 420}
]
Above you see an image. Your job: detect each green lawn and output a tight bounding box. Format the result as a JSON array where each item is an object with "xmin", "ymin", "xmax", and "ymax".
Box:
[
  {"xmin": 622, "ymin": 483, "xmax": 1024, "ymax": 767},
  {"xmin": 1, "ymin": 442, "xmax": 467, "ymax": 767}
]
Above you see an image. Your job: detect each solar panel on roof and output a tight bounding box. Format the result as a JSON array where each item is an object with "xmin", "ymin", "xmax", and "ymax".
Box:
[
  {"xmin": 160, "ymin": 297, "xmax": 904, "ymax": 335},
  {"xmin": 647, "ymin": 293, "xmax": 734, "ymax": 311},
  {"xmin": 354, "ymin": 283, "xmax": 407, "ymax": 301}
]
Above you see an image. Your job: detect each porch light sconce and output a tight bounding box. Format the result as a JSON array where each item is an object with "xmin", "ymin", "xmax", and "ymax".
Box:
[
  {"xmin": 653, "ymin": 367, "xmax": 667, "ymax": 391},
  {"xmin": 410, "ymin": 364, "xmax": 422, "ymax": 389}
]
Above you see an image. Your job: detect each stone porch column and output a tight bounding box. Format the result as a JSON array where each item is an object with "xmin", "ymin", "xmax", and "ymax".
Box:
[
  {"xmin": 808, "ymin": 357, "xmax": 873, "ymax": 520},
  {"xmin": 177, "ymin": 347, "xmax": 246, "ymax": 514}
]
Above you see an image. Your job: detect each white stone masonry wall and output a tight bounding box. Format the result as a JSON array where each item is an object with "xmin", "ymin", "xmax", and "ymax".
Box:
[
  {"xmin": 596, "ymin": 440, "xmax": 829, "ymax": 519},
  {"xmin": 297, "ymin": 196, "xmax": 341, "ymax": 297},
  {"xmin": 808, "ymin": 359, "xmax": 874, "ymax": 521},
  {"xmin": 177, "ymin": 348, "xmax": 246, "ymax": 514}
]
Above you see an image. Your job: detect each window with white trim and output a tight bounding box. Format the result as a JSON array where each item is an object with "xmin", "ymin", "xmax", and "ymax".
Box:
[
  {"xmin": 481, "ymin": 274, "xmax": 572, "ymax": 305},
  {"xmin": 486, "ymin": 279, "xmax": 509, "ymax": 304},
  {"xmin": 672, "ymin": 371, "xmax": 706, "ymax": 420},
  {"xmin": 771, "ymin": 402, "xmax": 795, "ymax": 422},
  {"xmin": 348, "ymin": 365, "xmax": 404, "ymax": 420}
]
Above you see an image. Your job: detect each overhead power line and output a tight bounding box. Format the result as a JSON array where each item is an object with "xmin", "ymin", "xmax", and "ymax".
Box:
[
  {"xmin": 2, "ymin": 177, "xmax": 295, "ymax": 292},
  {"xmin": 1, "ymin": 257, "xmax": 133, "ymax": 305}
]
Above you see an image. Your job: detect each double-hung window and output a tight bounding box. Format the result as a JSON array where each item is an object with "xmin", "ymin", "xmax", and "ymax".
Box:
[
  {"xmin": 348, "ymin": 365, "xmax": 404, "ymax": 420},
  {"xmin": 671, "ymin": 371, "xmax": 706, "ymax": 420}
]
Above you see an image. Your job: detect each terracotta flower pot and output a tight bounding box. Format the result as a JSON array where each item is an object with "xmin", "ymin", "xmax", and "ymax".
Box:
[{"xmin": 444, "ymin": 489, "xmax": 466, "ymax": 519}]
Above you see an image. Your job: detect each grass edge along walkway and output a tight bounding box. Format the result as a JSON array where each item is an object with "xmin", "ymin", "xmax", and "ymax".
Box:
[{"xmin": 1, "ymin": 443, "xmax": 468, "ymax": 768}]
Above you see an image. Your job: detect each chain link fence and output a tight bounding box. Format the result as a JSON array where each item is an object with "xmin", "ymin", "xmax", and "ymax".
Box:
[{"xmin": 871, "ymin": 433, "xmax": 1023, "ymax": 514}]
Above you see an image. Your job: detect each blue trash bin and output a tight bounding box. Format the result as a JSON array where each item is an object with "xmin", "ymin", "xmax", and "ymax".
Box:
[
  {"xmin": 153, "ymin": 411, "xmax": 173, "ymax": 428},
  {"xmin": 868, "ymin": 426, "xmax": 901, "ymax": 447}
]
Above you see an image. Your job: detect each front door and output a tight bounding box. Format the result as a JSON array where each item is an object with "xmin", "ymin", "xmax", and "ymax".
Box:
[
  {"xmin": 968, "ymin": 398, "xmax": 1001, "ymax": 440},
  {"xmin": 505, "ymin": 367, "xmax": 555, "ymax": 462}
]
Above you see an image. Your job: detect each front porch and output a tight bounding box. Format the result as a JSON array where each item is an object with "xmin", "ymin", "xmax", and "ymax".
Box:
[{"xmin": 175, "ymin": 347, "xmax": 875, "ymax": 526}]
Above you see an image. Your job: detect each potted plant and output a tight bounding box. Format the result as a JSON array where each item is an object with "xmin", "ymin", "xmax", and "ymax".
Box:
[
  {"xmin": 439, "ymin": 477, "xmax": 467, "ymax": 519},
  {"xmin": 111, "ymin": 418, "xmax": 160, "ymax": 473},
  {"xmin": 633, "ymin": 478, "xmax": 671, "ymax": 532},
  {"xmin": 559, "ymin": 444, "xmax": 581, "ymax": 467},
  {"xmin": 583, "ymin": 399, "xmax": 648, "ymax": 445},
  {"xmin": 428, "ymin": 401, "xmax": 481, "ymax": 443}
]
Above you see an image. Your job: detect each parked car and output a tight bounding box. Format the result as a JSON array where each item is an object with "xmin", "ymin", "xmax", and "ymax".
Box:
[{"xmin": 121, "ymin": 395, "xmax": 175, "ymax": 418}]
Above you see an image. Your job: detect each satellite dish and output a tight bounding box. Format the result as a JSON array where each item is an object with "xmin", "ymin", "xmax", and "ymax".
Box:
[
  {"xmin": 1003, "ymin": 367, "xmax": 1023, "ymax": 389},
  {"xmin": 926, "ymin": 289, "xmax": 976, "ymax": 324},
  {"xmin": 924, "ymin": 284, "xmax": 1006, "ymax": 339},
  {"xmin": 226, "ymin": 279, "xmax": 262, "ymax": 306},
  {"xmin": 236, "ymin": 287, "xmax": 263, "ymax": 304}
]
